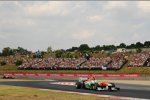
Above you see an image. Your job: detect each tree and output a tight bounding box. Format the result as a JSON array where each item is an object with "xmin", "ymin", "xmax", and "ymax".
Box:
[
  {"xmin": 64, "ymin": 52, "xmax": 74, "ymax": 58},
  {"xmin": 17, "ymin": 47, "xmax": 29, "ymax": 55},
  {"xmin": 66, "ymin": 47, "xmax": 78, "ymax": 52},
  {"xmin": 47, "ymin": 46, "xmax": 53, "ymax": 57},
  {"xmin": 119, "ymin": 43, "xmax": 126, "ymax": 48},
  {"xmin": 2, "ymin": 47, "xmax": 14, "ymax": 56},
  {"xmin": 130, "ymin": 43, "xmax": 136, "ymax": 48},
  {"xmin": 47, "ymin": 46, "xmax": 52, "ymax": 53},
  {"xmin": 144, "ymin": 41, "xmax": 150, "ymax": 48},
  {"xmin": 15, "ymin": 60, "xmax": 23, "ymax": 66},
  {"xmin": 41, "ymin": 51, "xmax": 46, "ymax": 58},
  {"xmin": 78, "ymin": 44, "xmax": 90, "ymax": 52},
  {"xmin": 135, "ymin": 42, "xmax": 143, "ymax": 48},
  {"xmin": 94, "ymin": 45, "xmax": 101, "ymax": 51},
  {"xmin": 74, "ymin": 52, "xmax": 81, "ymax": 58},
  {"xmin": 55, "ymin": 49, "xmax": 64, "ymax": 58},
  {"xmin": 136, "ymin": 48, "xmax": 142, "ymax": 53},
  {"xmin": 108, "ymin": 45, "xmax": 116, "ymax": 50},
  {"xmin": 101, "ymin": 45, "xmax": 112, "ymax": 50}
]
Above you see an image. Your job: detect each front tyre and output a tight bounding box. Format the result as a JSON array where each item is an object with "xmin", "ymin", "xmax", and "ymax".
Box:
[{"xmin": 116, "ymin": 87, "xmax": 120, "ymax": 91}]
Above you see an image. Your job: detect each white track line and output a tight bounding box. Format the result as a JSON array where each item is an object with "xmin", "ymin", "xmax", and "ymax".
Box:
[
  {"xmin": 44, "ymin": 79, "xmax": 56, "ymax": 81},
  {"xmin": 50, "ymin": 82, "xmax": 75, "ymax": 86}
]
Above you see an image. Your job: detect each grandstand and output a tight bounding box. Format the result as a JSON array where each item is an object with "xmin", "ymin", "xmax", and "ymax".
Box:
[
  {"xmin": 128, "ymin": 52, "xmax": 150, "ymax": 67},
  {"xmin": 0, "ymin": 50, "xmax": 149, "ymax": 71},
  {"xmin": 17, "ymin": 53, "xmax": 128, "ymax": 70}
]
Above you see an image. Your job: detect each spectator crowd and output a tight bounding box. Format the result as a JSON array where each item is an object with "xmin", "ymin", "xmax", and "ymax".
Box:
[
  {"xmin": 1, "ymin": 52, "xmax": 150, "ymax": 70},
  {"xmin": 18, "ymin": 58, "xmax": 86, "ymax": 70},
  {"xmin": 129, "ymin": 52, "xmax": 150, "ymax": 67},
  {"xmin": 80, "ymin": 57, "xmax": 111, "ymax": 69},
  {"xmin": 107, "ymin": 53, "xmax": 127, "ymax": 69},
  {"xmin": 18, "ymin": 53, "xmax": 127, "ymax": 70}
]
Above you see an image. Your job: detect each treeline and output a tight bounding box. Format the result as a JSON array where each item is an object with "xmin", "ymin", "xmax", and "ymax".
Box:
[
  {"xmin": 0, "ymin": 47, "xmax": 31, "ymax": 56},
  {"xmin": 66, "ymin": 41, "xmax": 150, "ymax": 52},
  {"xmin": 0, "ymin": 41, "xmax": 149, "ymax": 57}
]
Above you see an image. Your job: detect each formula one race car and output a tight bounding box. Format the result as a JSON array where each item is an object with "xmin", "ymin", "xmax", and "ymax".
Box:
[
  {"xmin": 75, "ymin": 77, "xmax": 120, "ymax": 91},
  {"xmin": 2, "ymin": 75, "xmax": 14, "ymax": 79}
]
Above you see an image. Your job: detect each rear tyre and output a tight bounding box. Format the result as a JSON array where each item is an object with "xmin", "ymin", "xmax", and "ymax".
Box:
[
  {"xmin": 108, "ymin": 86, "xmax": 113, "ymax": 91},
  {"xmin": 76, "ymin": 81, "xmax": 82, "ymax": 89}
]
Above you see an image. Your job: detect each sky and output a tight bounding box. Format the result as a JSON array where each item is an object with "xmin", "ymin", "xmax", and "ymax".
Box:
[{"xmin": 0, "ymin": 1, "xmax": 150, "ymax": 51}]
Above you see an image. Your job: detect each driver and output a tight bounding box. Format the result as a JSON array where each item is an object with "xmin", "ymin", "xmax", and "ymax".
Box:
[{"xmin": 87, "ymin": 76, "xmax": 95, "ymax": 81}]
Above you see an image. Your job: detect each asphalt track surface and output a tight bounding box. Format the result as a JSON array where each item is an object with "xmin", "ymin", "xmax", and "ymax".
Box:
[{"xmin": 0, "ymin": 80, "xmax": 150, "ymax": 99}]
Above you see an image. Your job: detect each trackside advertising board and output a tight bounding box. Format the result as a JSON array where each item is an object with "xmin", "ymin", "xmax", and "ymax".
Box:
[{"xmin": 2, "ymin": 73, "xmax": 140, "ymax": 78}]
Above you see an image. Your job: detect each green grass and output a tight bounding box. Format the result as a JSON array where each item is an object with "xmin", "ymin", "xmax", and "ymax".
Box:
[
  {"xmin": 0, "ymin": 85, "xmax": 112, "ymax": 100},
  {"xmin": 0, "ymin": 64, "xmax": 150, "ymax": 76}
]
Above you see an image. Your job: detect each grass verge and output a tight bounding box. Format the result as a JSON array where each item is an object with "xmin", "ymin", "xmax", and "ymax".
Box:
[{"xmin": 0, "ymin": 85, "xmax": 113, "ymax": 100}]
